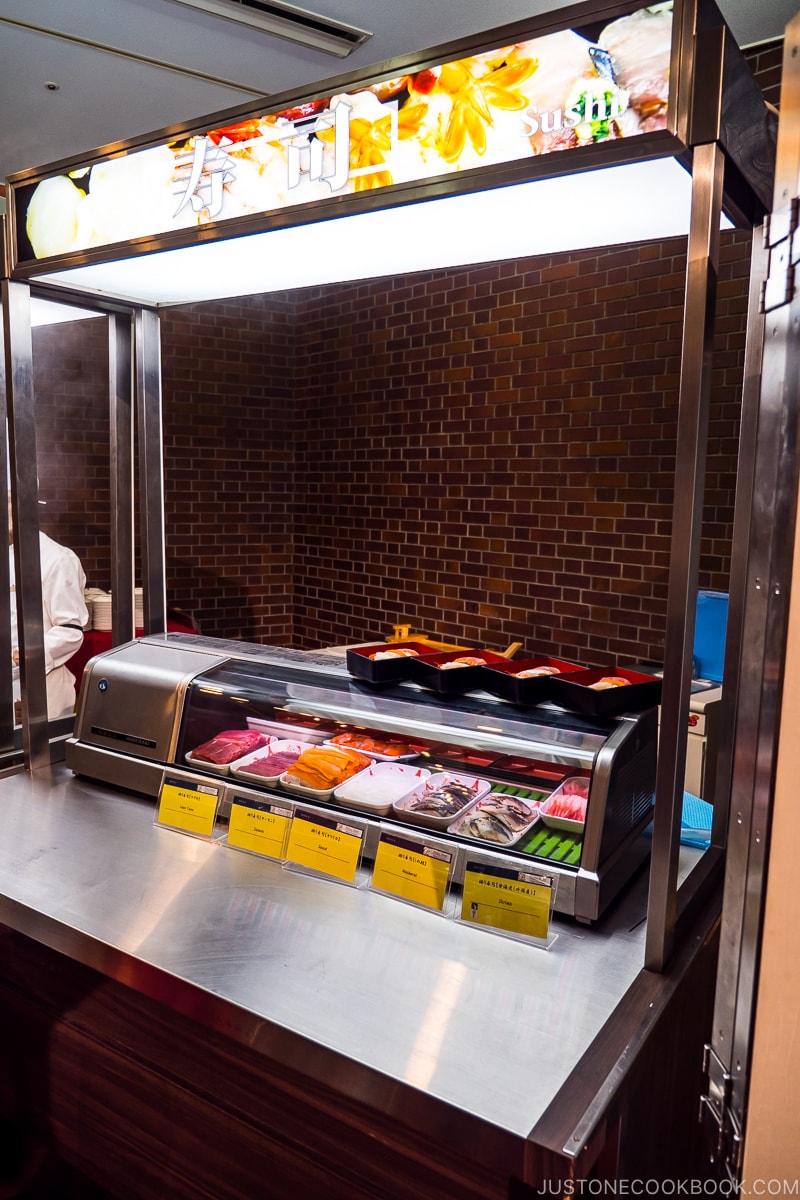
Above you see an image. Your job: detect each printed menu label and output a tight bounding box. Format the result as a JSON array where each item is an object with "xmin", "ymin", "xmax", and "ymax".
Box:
[
  {"xmin": 461, "ymin": 861, "xmax": 554, "ymax": 939},
  {"xmin": 284, "ymin": 808, "xmax": 364, "ymax": 883},
  {"xmin": 371, "ymin": 831, "xmax": 453, "ymax": 911},
  {"xmin": 227, "ymin": 796, "xmax": 292, "ymax": 859},
  {"xmin": 157, "ymin": 775, "xmax": 221, "ymax": 838}
]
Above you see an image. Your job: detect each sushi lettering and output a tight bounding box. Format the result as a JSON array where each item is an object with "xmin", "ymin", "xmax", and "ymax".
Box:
[
  {"xmin": 520, "ymin": 91, "xmax": 625, "ymax": 137},
  {"xmin": 173, "ymin": 136, "xmax": 236, "ymax": 218},
  {"xmin": 279, "ymin": 100, "xmax": 353, "ymax": 194}
]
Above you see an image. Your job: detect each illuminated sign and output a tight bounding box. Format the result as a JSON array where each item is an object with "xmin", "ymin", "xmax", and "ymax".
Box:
[{"xmin": 17, "ymin": 3, "xmax": 673, "ymax": 263}]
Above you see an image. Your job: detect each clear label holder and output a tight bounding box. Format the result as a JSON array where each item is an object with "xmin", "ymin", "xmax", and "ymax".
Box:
[
  {"xmin": 282, "ymin": 806, "xmax": 367, "ymax": 887},
  {"xmin": 155, "ymin": 770, "xmax": 223, "ymax": 841},
  {"xmin": 369, "ymin": 827, "xmax": 456, "ymax": 916},
  {"xmin": 224, "ymin": 785, "xmax": 294, "ymax": 861},
  {"xmin": 454, "ymin": 851, "xmax": 559, "ymax": 949}
]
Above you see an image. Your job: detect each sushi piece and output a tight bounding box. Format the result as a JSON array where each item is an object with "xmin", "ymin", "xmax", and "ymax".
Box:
[
  {"xmin": 439, "ymin": 656, "xmax": 486, "ymax": 669},
  {"xmin": 589, "ymin": 676, "xmax": 630, "ymax": 690}
]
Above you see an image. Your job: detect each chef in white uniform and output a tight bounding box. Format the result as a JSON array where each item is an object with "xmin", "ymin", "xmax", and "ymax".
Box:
[{"xmin": 8, "ymin": 493, "xmax": 89, "ymax": 720}]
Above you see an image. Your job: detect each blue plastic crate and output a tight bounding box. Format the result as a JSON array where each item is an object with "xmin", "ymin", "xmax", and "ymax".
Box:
[{"xmin": 694, "ymin": 591, "xmax": 728, "ymax": 683}]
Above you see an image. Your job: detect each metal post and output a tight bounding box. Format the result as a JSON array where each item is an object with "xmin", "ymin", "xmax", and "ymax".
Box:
[
  {"xmin": 1, "ymin": 278, "xmax": 49, "ymax": 769},
  {"xmin": 134, "ymin": 307, "xmax": 167, "ymax": 636},
  {"xmin": 709, "ymin": 227, "xmax": 768, "ymax": 848},
  {"xmin": 110, "ymin": 312, "xmax": 135, "ymax": 645},
  {"xmin": 700, "ymin": 14, "xmax": 800, "ymax": 1172},
  {"xmin": 0, "ymin": 273, "xmax": 13, "ymax": 754},
  {"xmin": 645, "ymin": 139, "xmax": 725, "ymax": 972}
]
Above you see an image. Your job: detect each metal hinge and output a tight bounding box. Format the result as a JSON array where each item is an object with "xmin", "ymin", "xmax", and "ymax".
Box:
[
  {"xmin": 760, "ymin": 199, "xmax": 800, "ymax": 313},
  {"xmin": 699, "ymin": 1044, "xmax": 744, "ymax": 1180}
]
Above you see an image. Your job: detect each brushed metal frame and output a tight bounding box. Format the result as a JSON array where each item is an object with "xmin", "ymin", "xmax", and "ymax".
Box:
[
  {"xmin": 28, "ymin": 283, "xmax": 146, "ymax": 646},
  {"xmin": 703, "ymin": 16, "xmax": 800, "ymax": 1164},
  {"xmin": 1, "ymin": 278, "xmax": 49, "ymax": 769},
  {"xmin": 135, "ymin": 308, "xmax": 167, "ymax": 636},
  {"xmin": 0, "ymin": 278, "xmax": 163, "ymax": 758},
  {"xmin": 109, "ymin": 311, "xmax": 136, "ymax": 644},
  {"xmin": 645, "ymin": 138, "xmax": 726, "ymax": 972},
  {"xmin": 0, "ymin": 220, "xmax": 13, "ymax": 755},
  {"xmin": 710, "ymin": 227, "xmax": 768, "ymax": 848}
]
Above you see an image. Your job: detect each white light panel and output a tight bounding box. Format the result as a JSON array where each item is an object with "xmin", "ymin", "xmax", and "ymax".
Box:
[{"xmin": 35, "ymin": 159, "xmax": 731, "ymax": 308}]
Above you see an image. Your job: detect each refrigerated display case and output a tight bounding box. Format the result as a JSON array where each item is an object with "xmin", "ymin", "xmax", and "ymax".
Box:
[{"xmin": 66, "ymin": 632, "xmax": 657, "ymax": 922}]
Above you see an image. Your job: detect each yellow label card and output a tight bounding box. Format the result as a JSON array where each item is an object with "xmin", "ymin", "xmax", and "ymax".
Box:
[
  {"xmin": 157, "ymin": 776, "xmax": 221, "ymax": 838},
  {"xmin": 371, "ymin": 832, "xmax": 453, "ymax": 911},
  {"xmin": 227, "ymin": 797, "xmax": 292, "ymax": 859},
  {"xmin": 462, "ymin": 863, "xmax": 554, "ymax": 940},
  {"xmin": 284, "ymin": 808, "xmax": 364, "ymax": 883}
]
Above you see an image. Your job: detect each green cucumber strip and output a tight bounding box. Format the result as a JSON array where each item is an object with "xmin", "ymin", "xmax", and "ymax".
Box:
[
  {"xmin": 536, "ymin": 834, "xmax": 562, "ymax": 858},
  {"xmin": 521, "ymin": 828, "xmax": 549, "ymax": 853}
]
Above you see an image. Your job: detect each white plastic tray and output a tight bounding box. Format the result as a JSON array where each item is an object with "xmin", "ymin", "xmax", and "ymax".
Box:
[
  {"xmin": 279, "ymin": 748, "xmax": 372, "ymax": 800},
  {"xmin": 332, "ymin": 762, "xmax": 431, "ymax": 815},
  {"xmin": 448, "ymin": 792, "xmax": 540, "ymax": 846},
  {"xmin": 392, "ymin": 770, "xmax": 491, "ymax": 829},
  {"xmin": 279, "ymin": 772, "xmax": 338, "ymax": 801},
  {"xmin": 323, "ymin": 738, "xmax": 418, "ymax": 763},
  {"xmin": 230, "ymin": 739, "xmax": 315, "ymax": 785},
  {"xmin": 246, "ymin": 717, "xmax": 331, "ymax": 744},
  {"xmin": 185, "ymin": 731, "xmax": 274, "ymax": 775},
  {"xmin": 538, "ymin": 777, "xmax": 590, "ymax": 833}
]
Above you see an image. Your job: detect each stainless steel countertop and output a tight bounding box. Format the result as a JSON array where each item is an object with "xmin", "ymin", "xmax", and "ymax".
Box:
[{"xmin": 0, "ymin": 763, "xmax": 658, "ymax": 1140}]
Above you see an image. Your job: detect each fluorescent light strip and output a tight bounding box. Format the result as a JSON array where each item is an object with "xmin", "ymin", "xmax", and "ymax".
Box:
[
  {"xmin": 164, "ymin": 0, "xmax": 371, "ymax": 56},
  {"xmin": 36, "ymin": 159, "xmax": 730, "ymax": 308}
]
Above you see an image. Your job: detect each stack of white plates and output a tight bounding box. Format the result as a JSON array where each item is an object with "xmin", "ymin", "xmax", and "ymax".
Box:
[
  {"xmin": 92, "ymin": 593, "xmax": 112, "ymax": 631},
  {"xmin": 82, "ymin": 594, "xmax": 94, "ymax": 631},
  {"xmin": 85, "ymin": 588, "xmax": 145, "ymax": 631}
]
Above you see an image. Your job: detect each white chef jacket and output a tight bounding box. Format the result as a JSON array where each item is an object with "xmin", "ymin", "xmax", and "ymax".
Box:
[{"xmin": 9, "ymin": 533, "xmax": 89, "ymax": 719}]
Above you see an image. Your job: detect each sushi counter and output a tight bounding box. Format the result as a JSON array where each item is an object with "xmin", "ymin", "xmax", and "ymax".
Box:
[
  {"xmin": 0, "ymin": 635, "xmax": 720, "ymax": 1195},
  {"xmin": 65, "ymin": 634, "xmax": 660, "ymax": 924}
]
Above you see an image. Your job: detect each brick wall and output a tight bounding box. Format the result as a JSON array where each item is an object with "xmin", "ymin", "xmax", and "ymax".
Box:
[
  {"xmin": 291, "ymin": 231, "xmax": 752, "ymax": 663},
  {"xmin": 160, "ymin": 296, "xmax": 296, "ymax": 642},
  {"xmin": 744, "ymin": 40, "xmax": 783, "ymax": 110},
  {"xmin": 32, "ymin": 317, "xmax": 110, "ymax": 588},
  {"xmin": 29, "ymin": 226, "xmax": 754, "ymax": 664},
  {"xmin": 32, "ymin": 297, "xmax": 296, "ymax": 644}
]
